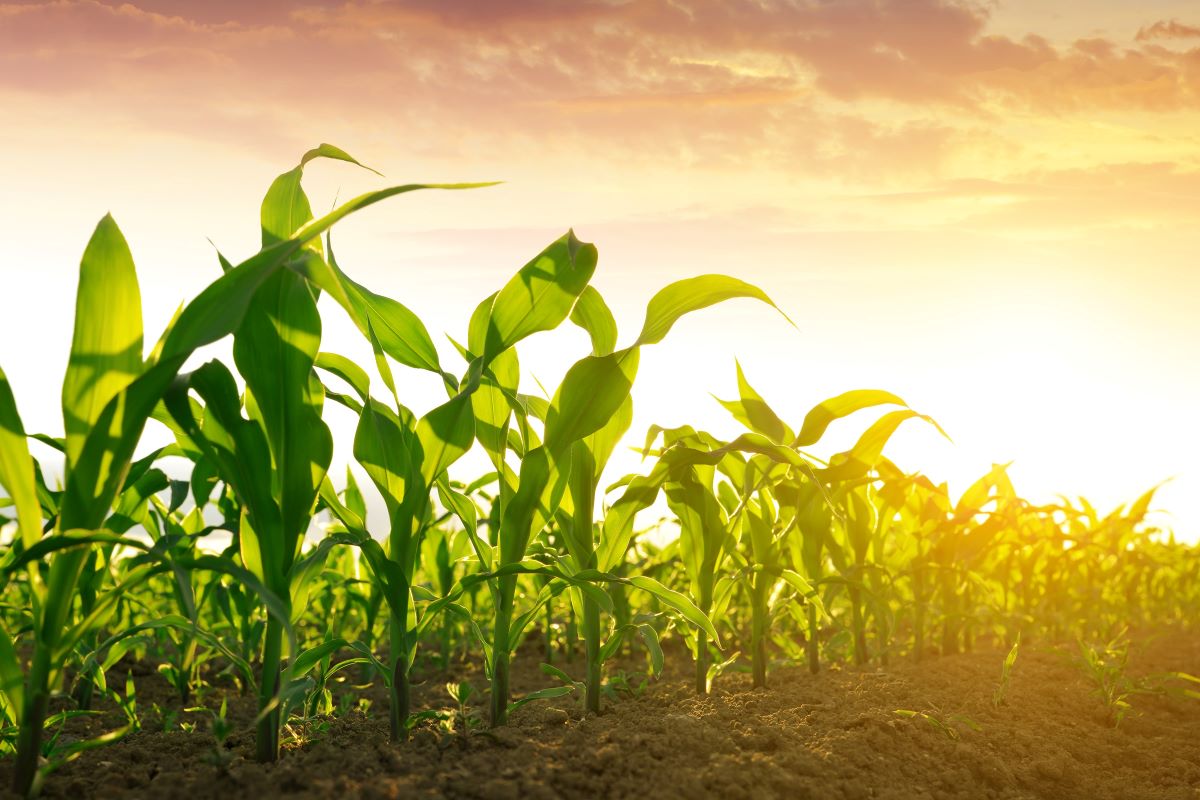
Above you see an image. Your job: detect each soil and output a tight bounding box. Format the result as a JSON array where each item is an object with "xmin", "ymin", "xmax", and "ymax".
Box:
[{"xmin": 1, "ymin": 630, "xmax": 1198, "ymax": 800}]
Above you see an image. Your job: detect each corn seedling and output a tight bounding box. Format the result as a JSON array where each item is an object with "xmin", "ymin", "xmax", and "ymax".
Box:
[
  {"xmin": 894, "ymin": 707, "xmax": 982, "ymax": 740},
  {"xmin": 993, "ymin": 636, "xmax": 1021, "ymax": 708},
  {"xmin": 1078, "ymin": 634, "xmax": 1136, "ymax": 728}
]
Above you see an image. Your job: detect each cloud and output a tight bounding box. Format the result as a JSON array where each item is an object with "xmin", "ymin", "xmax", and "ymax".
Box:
[
  {"xmin": 1, "ymin": 0, "xmax": 1200, "ymax": 205},
  {"xmin": 1135, "ymin": 20, "xmax": 1200, "ymax": 41}
]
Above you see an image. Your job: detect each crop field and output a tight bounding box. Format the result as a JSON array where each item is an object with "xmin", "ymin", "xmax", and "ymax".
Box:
[{"xmin": 0, "ymin": 148, "xmax": 1196, "ymax": 800}]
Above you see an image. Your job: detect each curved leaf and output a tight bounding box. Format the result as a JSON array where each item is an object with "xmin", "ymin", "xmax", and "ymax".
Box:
[
  {"xmin": 794, "ymin": 389, "xmax": 907, "ymax": 448},
  {"xmin": 635, "ymin": 274, "xmax": 784, "ymax": 347}
]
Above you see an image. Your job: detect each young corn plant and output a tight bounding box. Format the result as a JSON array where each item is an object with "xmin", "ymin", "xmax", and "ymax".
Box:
[
  {"xmin": 318, "ymin": 228, "xmax": 624, "ymax": 737},
  {"xmin": 162, "ymin": 144, "xmax": 491, "ymax": 760},
  {"xmin": 1078, "ymin": 633, "xmax": 1136, "ymax": 728},
  {"xmin": 480, "ymin": 274, "xmax": 781, "ymax": 723},
  {"xmin": 714, "ymin": 365, "xmax": 925, "ymax": 680},
  {"xmin": 548, "ymin": 284, "xmax": 786, "ymax": 714},
  {"xmin": 993, "ymin": 635, "xmax": 1020, "ymax": 708},
  {"xmin": 0, "ymin": 164, "xmax": 429, "ymax": 791}
]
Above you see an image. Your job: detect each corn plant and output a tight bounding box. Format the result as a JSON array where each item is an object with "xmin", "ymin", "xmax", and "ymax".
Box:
[
  {"xmin": 1078, "ymin": 633, "xmax": 1136, "ymax": 727},
  {"xmin": 992, "ymin": 635, "xmax": 1020, "ymax": 708},
  {"xmin": 0, "ymin": 183, "xmax": 405, "ymax": 791},
  {"xmin": 480, "ymin": 273, "xmax": 782, "ymax": 723}
]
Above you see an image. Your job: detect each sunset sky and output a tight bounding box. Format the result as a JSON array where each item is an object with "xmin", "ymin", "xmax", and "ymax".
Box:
[{"xmin": 1, "ymin": 0, "xmax": 1198, "ymax": 538}]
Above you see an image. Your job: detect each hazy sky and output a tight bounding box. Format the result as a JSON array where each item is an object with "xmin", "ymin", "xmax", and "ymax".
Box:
[{"xmin": 1, "ymin": 0, "xmax": 1198, "ymax": 538}]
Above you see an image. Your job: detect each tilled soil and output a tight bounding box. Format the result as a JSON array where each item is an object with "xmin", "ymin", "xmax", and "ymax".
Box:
[{"xmin": 2, "ymin": 630, "xmax": 1198, "ymax": 800}]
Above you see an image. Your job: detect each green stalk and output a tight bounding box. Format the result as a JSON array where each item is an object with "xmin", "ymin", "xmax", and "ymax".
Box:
[
  {"xmin": 849, "ymin": 583, "xmax": 868, "ymax": 666},
  {"xmin": 255, "ymin": 615, "xmax": 283, "ymax": 763},
  {"xmin": 806, "ymin": 600, "xmax": 820, "ymax": 674},
  {"xmin": 610, "ymin": 581, "xmax": 632, "ymax": 657},
  {"xmin": 15, "ymin": 546, "xmax": 91, "ymax": 796},
  {"xmin": 870, "ymin": 532, "xmax": 889, "ymax": 667},
  {"xmin": 12, "ymin": 647, "xmax": 51, "ymax": 797},
  {"xmin": 438, "ymin": 557, "xmax": 454, "ymax": 671},
  {"xmin": 390, "ymin": 660, "xmax": 410, "ymax": 742},
  {"xmin": 750, "ymin": 575, "xmax": 769, "ymax": 688},
  {"xmin": 582, "ymin": 594, "xmax": 602, "ymax": 713},
  {"xmin": 940, "ymin": 568, "xmax": 958, "ymax": 656},
  {"xmin": 389, "ymin": 597, "xmax": 411, "ymax": 742},
  {"xmin": 913, "ymin": 558, "xmax": 926, "ymax": 662},
  {"xmin": 489, "ymin": 575, "xmax": 516, "ymax": 727},
  {"xmin": 72, "ymin": 624, "xmax": 99, "ymax": 711},
  {"xmin": 962, "ymin": 583, "xmax": 974, "ymax": 653},
  {"xmin": 564, "ymin": 607, "xmax": 577, "ymax": 663},
  {"xmin": 441, "ymin": 615, "xmax": 453, "ymax": 671},
  {"xmin": 180, "ymin": 634, "xmax": 199, "ymax": 706},
  {"xmin": 694, "ymin": 582, "xmax": 713, "ymax": 695},
  {"xmin": 73, "ymin": 665, "xmax": 95, "ymax": 711}
]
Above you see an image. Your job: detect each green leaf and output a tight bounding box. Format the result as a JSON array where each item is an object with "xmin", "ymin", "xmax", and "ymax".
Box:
[
  {"xmin": 474, "ymin": 230, "xmax": 598, "ymax": 365},
  {"xmin": 301, "ymin": 143, "xmax": 382, "ymax": 175},
  {"xmin": 343, "ymin": 468, "xmax": 367, "ymax": 522},
  {"xmin": 561, "ymin": 396, "xmax": 633, "ymax": 565},
  {"xmin": 295, "ymin": 245, "xmax": 446, "ymax": 377},
  {"xmin": 160, "ymin": 182, "xmax": 492, "ymax": 366},
  {"xmin": 638, "ymin": 624, "xmax": 664, "ymax": 675},
  {"xmin": 233, "ymin": 269, "xmax": 333, "ymax": 558},
  {"xmin": 416, "ymin": 391, "xmax": 475, "ymax": 487},
  {"xmin": 61, "ymin": 214, "xmax": 143, "ymax": 469},
  {"xmin": 716, "ymin": 361, "xmax": 792, "ymax": 444},
  {"xmin": 166, "ymin": 361, "xmax": 281, "ymax": 570},
  {"xmin": 781, "ymin": 569, "xmax": 829, "ymax": 619},
  {"xmin": 544, "ymin": 349, "xmax": 639, "ymax": 455},
  {"xmin": 353, "ymin": 398, "xmax": 416, "ymax": 520},
  {"xmin": 794, "ymin": 390, "xmax": 907, "ymax": 448},
  {"xmin": 0, "ymin": 367, "xmax": 42, "ymax": 549},
  {"xmin": 261, "ymin": 167, "xmax": 318, "ymax": 250},
  {"xmin": 291, "ymin": 638, "xmax": 351, "ymax": 678},
  {"xmin": 627, "ymin": 575, "xmax": 719, "ymax": 644},
  {"xmin": 0, "ymin": 622, "xmax": 23, "ymax": 717},
  {"xmin": 507, "ymin": 685, "xmax": 575, "ymax": 713},
  {"xmin": 315, "ymin": 352, "xmax": 371, "ymax": 405},
  {"xmin": 598, "ymin": 468, "xmax": 667, "ymax": 571},
  {"xmin": 817, "ymin": 409, "xmax": 935, "ymax": 483},
  {"xmin": 497, "ymin": 447, "xmax": 554, "ymax": 567},
  {"xmin": 261, "ymin": 143, "xmax": 379, "ymax": 249},
  {"xmin": 436, "ymin": 480, "xmax": 491, "ymax": 570},
  {"xmin": 569, "ymin": 286, "xmax": 618, "ymax": 356},
  {"xmin": 176, "ymin": 554, "xmax": 294, "ymax": 651},
  {"xmin": 635, "ymin": 274, "xmax": 783, "ymax": 347}
]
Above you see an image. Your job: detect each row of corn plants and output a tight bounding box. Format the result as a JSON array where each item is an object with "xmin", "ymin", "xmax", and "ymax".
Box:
[{"xmin": 0, "ymin": 147, "xmax": 1194, "ymax": 795}]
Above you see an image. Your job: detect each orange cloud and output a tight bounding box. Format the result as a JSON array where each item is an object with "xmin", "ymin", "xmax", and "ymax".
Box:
[
  {"xmin": 1136, "ymin": 20, "xmax": 1200, "ymax": 41},
  {"xmin": 1, "ymin": 1, "xmax": 1199, "ymax": 195}
]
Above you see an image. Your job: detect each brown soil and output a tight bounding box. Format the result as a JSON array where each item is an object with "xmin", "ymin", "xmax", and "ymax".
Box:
[{"xmin": 2, "ymin": 631, "xmax": 1198, "ymax": 800}]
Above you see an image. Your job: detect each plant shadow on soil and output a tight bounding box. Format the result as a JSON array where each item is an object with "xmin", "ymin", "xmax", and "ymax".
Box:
[{"xmin": 1, "ymin": 630, "xmax": 1197, "ymax": 800}]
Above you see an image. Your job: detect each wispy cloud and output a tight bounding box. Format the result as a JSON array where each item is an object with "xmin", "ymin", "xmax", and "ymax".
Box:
[{"xmin": 1135, "ymin": 19, "xmax": 1200, "ymax": 41}]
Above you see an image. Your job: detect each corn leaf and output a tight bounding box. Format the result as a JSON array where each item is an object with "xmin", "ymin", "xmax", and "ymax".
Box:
[
  {"xmin": 61, "ymin": 214, "xmax": 143, "ymax": 470},
  {"xmin": 635, "ymin": 274, "xmax": 783, "ymax": 347},
  {"xmin": 474, "ymin": 230, "xmax": 598, "ymax": 366},
  {"xmin": 0, "ymin": 367, "xmax": 42, "ymax": 549}
]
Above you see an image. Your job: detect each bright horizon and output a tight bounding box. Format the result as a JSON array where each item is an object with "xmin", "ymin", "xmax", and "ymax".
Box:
[{"xmin": 2, "ymin": 0, "xmax": 1197, "ymax": 538}]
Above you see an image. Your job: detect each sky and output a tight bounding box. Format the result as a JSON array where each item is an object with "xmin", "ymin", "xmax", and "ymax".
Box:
[{"xmin": 1, "ymin": 0, "xmax": 1198, "ymax": 539}]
